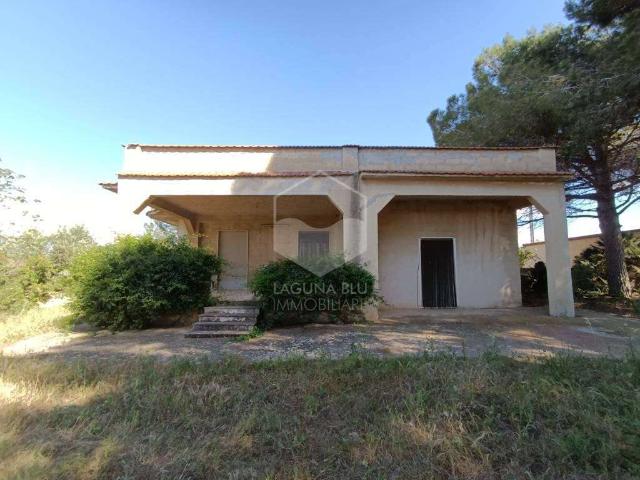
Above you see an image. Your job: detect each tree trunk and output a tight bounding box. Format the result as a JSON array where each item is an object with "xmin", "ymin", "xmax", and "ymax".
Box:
[{"xmin": 593, "ymin": 150, "xmax": 633, "ymax": 298}]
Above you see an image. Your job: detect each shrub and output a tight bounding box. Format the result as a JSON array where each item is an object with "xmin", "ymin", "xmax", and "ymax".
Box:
[
  {"xmin": 70, "ymin": 235, "xmax": 222, "ymax": 330},
  {"xmin": 521, "ymin": 261, "xmax": 548, "ymax": 306},
  {"xmin": 572, "ymin": 232, "xmax": 640, "ymax": 298},
  {"xmin": 250, "ymin": 256, "xmax": 379, "ymax": 326},
  {"xmin": 518, "ymin": 247, "xmax": 538, "ymax": 268},
  {"xmin": 0, "ymin": 226, "xmax": 96, "ymax": 312}
]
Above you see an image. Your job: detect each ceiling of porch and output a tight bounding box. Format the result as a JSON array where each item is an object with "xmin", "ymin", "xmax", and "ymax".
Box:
[{"xmin": 147, "ymin": 194, "xmax": 341, "ymax": 224}]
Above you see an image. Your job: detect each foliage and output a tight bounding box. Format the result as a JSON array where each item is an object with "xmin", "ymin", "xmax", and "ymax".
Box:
[
  {"xmin": 0, "ymin": 226, "xmax": 96, "ymax": 312},
  {"xmin": 69, "ymin": 235, "xmax": 222, "ymax": 330},
  {"xmin": 0, "ymin": 159, "xmax": 40, "ymax": 227},
  {"xmin": 144, "ymin": 220, "xmax": 182, "ymax": 241},
  {"xmin": 1, "ymin": 353, "xmax": 639, "ymax": 478},
  {"xmin": 521, "ymin": 261, "xmax": 549, "ymax": 306},
  {"xmin": 428, "ymin": 0, "xmax": 640, "ymax": 297},
  {"xmin": 573, "ymin": 232, "xmax": 640, "ymax": 296},
  {"xmin": 250, "ymin": 256, "xmax": 378, "ymax": 324},
  {"xmin": 0, "ymin": 303, "xmax": 72, "ymax": 346},
  {"xmin": 517, "ymin": 247, "xmax": 538, "ymax": 268},
  {"xmin": 565, "ymin": 0, "xmax": 640, "ymax": 27},
  {"xmin": 0, "ymin": 161, "xmax": 26, "ymax": 208}
]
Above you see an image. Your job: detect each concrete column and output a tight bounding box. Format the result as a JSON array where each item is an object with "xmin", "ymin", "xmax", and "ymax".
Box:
[
  {"xmin": 362, "ymin": 194, "xmax": 395, "ymax": 281},
  {"xmin": 358, "ymin": 194, "xmax": 394, "ymax": 322},
  {"xmin": 536, "ymin": 188, "xmax": 575, "ymax": 317},
  {"xmin": 328, "ymin": 178, "xmax": 366, "ymax": 261}
]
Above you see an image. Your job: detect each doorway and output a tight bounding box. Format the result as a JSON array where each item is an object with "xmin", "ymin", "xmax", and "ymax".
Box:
[
  {"xmin": 218, "ymin": 231, "xmax": 249, "ymax": 289},
  {"xmin": 420, "ymin": 238, "xmax": 457, "ymax": 308}
]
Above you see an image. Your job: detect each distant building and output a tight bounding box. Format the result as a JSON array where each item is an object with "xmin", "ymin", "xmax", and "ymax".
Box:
[{"xmin": 522, "ymin": 229, "xmax": 640, "ymax": 268}]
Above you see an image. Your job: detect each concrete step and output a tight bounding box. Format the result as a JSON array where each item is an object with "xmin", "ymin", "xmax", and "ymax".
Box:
[
  {"xmin": 217, "ymin": 299, "xmax": 260, "ymax": 307},
  {"xmin": 191, "ymin": 321, "xmax": 255, "ymax": 332},
  {"xmin": 186, "ymin": 304, "xmax": 261, "ymax": 338},
  {"xmin": 198, "ymin": 314, "xmax": 257, "ymax": 323},
  {"xmin": 203, "ymin": 306, "xmax": 259, "ymax": 316},
  {"xmin": 184, "ymin": 330, "xmax": 252, "ymax": 338}
]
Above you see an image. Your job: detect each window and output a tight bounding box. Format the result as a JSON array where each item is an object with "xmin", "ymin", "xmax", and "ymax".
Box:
[{"xmin": 298, "ymin": 231, "xmax": 330, "ymax": 260}]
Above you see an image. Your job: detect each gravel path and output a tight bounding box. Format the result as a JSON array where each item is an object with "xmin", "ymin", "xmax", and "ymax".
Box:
[{"xmin": 3, "ymin": 308, "xmax": 639, "ymax": 362}]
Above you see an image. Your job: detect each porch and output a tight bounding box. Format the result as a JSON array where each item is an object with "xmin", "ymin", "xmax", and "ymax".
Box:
[{"xmin": 137, "ymin": 190, "xmax": 571, "ymax": 316}]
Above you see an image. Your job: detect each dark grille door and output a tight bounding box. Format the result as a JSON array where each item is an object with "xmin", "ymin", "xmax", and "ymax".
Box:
[
  {"xmin": 298, "ymin": 231, "xmax": 330, "ymax": 260},
  {"xmin": 420, "ymin": 238, "xmax": 457, "ymax": 308}
]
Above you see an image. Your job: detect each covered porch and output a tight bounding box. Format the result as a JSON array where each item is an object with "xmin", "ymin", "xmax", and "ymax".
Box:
[
  {"xmin": 359, "ymin": 174, "xmax": 575, "ymax": 317},
  {"xmin": 143, "ymin": 193, "xmax": 345, "ymax": 290},
  {"xmin": 112, "ymin": 147, "xmax": 575, "ymax": 317}
]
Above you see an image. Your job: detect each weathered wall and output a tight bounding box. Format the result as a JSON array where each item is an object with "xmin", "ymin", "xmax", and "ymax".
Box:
[
  {"xmin": 378, "ymin": 199, "xmax": 522, "ymax": 308},
  {"xmin": 522, "ymin": 229, "xmax": 640, "ymax": 267},
  {"xmin": 199, "ymin": 222, "xmax": 276, "ymax": 277},
  {"xmin": 198, "ymin": 215, "xmax": 343, "ymax": 280},
  {"xmin": 121, "ymin": 145, "xmax": 557, "ymax": 176},
  {"xmin": 358, "ymin": 147, "xmax": 556, "ymax": 173}
]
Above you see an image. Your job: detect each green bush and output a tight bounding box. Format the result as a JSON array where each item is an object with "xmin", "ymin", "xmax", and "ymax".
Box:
[
  {"xmin": 70, "ymin": 235, "xmax": 222, "ymax": 330},
  {"xmin": 572, "ymin": 232, "xmax": 640, "ymax": 298},
  {"xmin": 250, "ymin": 256, "xmax": 378, "ymax": 326},
  {"xmin": 0, "ymin": 226, "xmax": 96, "ymax": 312}
]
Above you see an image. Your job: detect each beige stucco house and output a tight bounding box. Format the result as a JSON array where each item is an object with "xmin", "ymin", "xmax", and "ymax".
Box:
[
  {"xmin": 522, "ymin": 228, "xmax": 640, "ymax": 268},
  {"xmin": 102, "ymin": 144, "xmax": 575, "ymax": 317}
]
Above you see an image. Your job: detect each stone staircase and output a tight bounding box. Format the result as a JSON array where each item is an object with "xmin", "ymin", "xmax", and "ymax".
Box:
[{"xmin": 184, "ymin": 303, "xmax": 259, "ymax": 338}]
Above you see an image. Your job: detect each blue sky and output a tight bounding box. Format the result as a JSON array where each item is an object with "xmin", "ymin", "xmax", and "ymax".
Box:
[{"xmin": 1, "ymin": 0, "xmax": 636, "ymax": 242}]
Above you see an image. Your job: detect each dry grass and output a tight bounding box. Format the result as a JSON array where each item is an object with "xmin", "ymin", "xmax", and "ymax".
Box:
[
  {"xmin": 0, "ymin": 303, "xmax": 72, "ymax": 347},
  {"xmin": 0, "ymin": 352, "xmax": 639, "ymax": 479}
]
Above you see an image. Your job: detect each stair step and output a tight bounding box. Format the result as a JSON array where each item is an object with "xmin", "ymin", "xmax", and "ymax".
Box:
[
  {"xmin": 184, "ymin": 330, "xmax": 251, "ymax": 338},
  {"xmin": 191, "ymin": 322, "xmax": 255, "ymax": 332},
  {"xmin": 198, "ymin": 314, "xmax": 257, "ymax": 323},
  {"xmin": 217, "ymin": 299, "xmax": 260, "ymax": 307},
  {"xmin": 186, "ymin": 304, "xmax": 261, "ymax": 339},
  {"xmin": 204, "ymin": 306, "xmax": 259, "ymax": 315}
]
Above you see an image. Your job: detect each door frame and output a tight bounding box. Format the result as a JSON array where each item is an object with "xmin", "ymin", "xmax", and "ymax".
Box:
[
  {"xmin": 417, "ymin": 236, "xmax": 459, "ymax": 308},
  {"xmin": 217, "ymin": 229, "xmax": 250, "ymax": 288}
]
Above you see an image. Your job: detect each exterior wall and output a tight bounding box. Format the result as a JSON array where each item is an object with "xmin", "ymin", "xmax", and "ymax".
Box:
[
  {"xmin": 273, "ymin": 219, "xmax": 343, "ymax": 259},
  {"xmin": 121, "ymin": 144, "xmax": 557, "ymax": 177},
  {"xmin": 199, "ymin": 222, "xmax": 275, "ymax": 277},
  {"xmin": 358, "ymin": 147, "xmax": 556, "ymax": 173},
  {"xmin": 378, "ymin": 199, "xmax": 522, "ymax": 308},
  {"xmin": 123, "ymin": 145, "xmax": 345, "ymax": 175},
  {"xmin": 524, "ymin": 237, "xmax": 595, "ymax": 267},
  {"xmin": 198, "ymin": 216, "xmax": 343, "ymax": 280}
]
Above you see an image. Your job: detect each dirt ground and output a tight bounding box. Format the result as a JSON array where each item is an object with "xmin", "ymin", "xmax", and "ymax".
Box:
[{"xmin": 2, "ymin": 307, "xmax": 639, "ymax": 362}]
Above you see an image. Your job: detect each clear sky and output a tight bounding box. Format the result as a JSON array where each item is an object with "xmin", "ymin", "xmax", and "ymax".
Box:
[{"xmin": 1, "ymin": 0, "xmax": 637, "ymax": 242}]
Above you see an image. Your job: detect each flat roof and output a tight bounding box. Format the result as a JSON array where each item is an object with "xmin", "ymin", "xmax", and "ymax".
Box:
[{"xmin": 125, "ymin": 144, "xmax": 553, "ymax": 151}]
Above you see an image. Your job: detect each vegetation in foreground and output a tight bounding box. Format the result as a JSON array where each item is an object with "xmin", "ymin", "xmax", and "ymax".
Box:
[
  {"xmin": 250, "ymin": 257, "xmax": 378, "ymax": 327},
  {"xmin": 0, "ymin": 303, "xmax": 71, "ymax": 347},
  {"xmin": 70, "ymin": 235, "xmax": 222, "ymax": 330},
  {"xmin": 0, "ymin": 353, "xmax": 638, "ymax": 479}
]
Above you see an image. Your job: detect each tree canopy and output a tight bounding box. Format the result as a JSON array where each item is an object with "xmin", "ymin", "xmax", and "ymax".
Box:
[{"xmin": 428, "ymin": 0, "xmax": 640, "ymax": 297}]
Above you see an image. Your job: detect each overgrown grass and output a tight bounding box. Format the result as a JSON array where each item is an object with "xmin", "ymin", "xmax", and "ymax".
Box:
[
  {"xmin": 0, "ymin": 352, "xmax": 639, "ymax": 479},
  {"xmin": 0, "ymin": 303, "xmax": 73, "ymax": 346}
]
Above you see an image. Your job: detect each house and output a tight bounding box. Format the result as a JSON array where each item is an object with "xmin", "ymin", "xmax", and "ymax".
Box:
[
  {"xmin": 522, "ymin": 228, "xmax": 640, "ymax": 267},
  {"xmin": 102, "ymin": 144, "xmax": 575, "ymax": 317}
]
